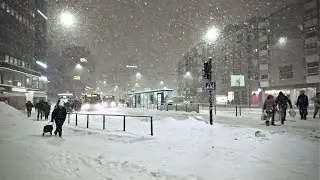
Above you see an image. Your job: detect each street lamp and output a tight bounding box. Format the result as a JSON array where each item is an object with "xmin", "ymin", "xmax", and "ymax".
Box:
[
  {"xmin": 185, "ymin": 72, "xmax": 191, "ymax": 77},
  {"xmin": 160, "ymin": 81, "xmax": 164, "ymax": 85},
  {"xmin": 278, "ymin": 37, "xmax": 287, "ymax": 46},
  {"xmin": 205, "ymin": 25, "xmax": 220, "ymax": 43},
  {"xmin": 60, "ymin": 11, "xmax": 75, "ymax": 27},
  {"xmin": 136, "ymin": 72, "xmax": 141, "ymax": 80},
  {"xmin": 76, "ymin": 63, "xmax": 82, "ymax": 70}
]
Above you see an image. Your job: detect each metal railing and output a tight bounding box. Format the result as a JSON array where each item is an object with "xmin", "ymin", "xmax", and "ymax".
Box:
[{"xmin": 67, "ymin": 113, "xmax": 154, "ymax": 136}]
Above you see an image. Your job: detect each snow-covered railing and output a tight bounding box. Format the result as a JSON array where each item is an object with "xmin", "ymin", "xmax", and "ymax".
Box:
[{"xmin": 67, "ymin": 113, "xmax": 154, "ymax": 136}]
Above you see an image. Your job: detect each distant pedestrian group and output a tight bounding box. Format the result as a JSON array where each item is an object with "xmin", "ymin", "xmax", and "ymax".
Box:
[{"xmin": 262, "ymin": 90, "xmax": 320, "ymax": 125}]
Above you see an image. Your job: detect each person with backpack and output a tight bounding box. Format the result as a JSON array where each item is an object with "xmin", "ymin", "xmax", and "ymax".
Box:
[
  {"xmin": 296, "ymin": 91, "xmax": 309, "ymax": 120},
  {"xmin": 51, "ymin": 104, "xmax": 67, "ymax": 138},
  {"xmin": 25, "ymin": 101, "xmax": 33, "ymax": 117},
  {"xmin": 275, "ymin": 91, "xmax": 293, "ymax": 123},
  {"xmin": 262, "ymin": 95, "xmax": 277, "ymax": 126}
]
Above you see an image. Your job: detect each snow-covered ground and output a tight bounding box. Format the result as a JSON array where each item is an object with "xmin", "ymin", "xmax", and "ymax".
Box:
[{"xmin": 0, "ymin": 102, "xmax": 319, "ymax": 180}]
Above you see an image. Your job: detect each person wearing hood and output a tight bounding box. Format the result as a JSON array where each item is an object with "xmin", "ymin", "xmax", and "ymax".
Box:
[
  {"xmin": 25, "ymin": 101, "xmax": 33, "ymax": 117},
  {"xmin": 51, "ymin": 104, "xmax": 67, "ymax": 138},
  {"xmin": 262, "ymin": 95, "xmax": 277, "ymax": 126},
  {"xmin": 275, "ymin": 91, "xmax": 293, "ymax": 122},
  {"xmin": 296, "ymin": 91, "xmax": 309, "ymax": 120}
]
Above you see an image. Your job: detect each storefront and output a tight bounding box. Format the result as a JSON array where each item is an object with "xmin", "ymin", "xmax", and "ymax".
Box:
[{"xmin": 128, "ymin": 89, "xmax": 174, "ymax": 109}]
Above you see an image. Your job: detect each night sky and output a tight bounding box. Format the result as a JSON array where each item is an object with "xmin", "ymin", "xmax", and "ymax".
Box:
[{"xmin": 48, "ymin": 0, "xmax": 297, "ymax": 88}]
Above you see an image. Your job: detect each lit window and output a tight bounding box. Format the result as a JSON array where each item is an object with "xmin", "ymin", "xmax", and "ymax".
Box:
[
  {"xmin": 10, "ymin": 8, "xmax": 14, "ymax": 16},
  {"xmin": 6, "ymin": 5, "xmax": 10, "ymax": 13},
  {"xmin": 17, "ymin": 59, "xmax": 21, "ymax": 66},
  {"xmin": 14, "ymin": 58, "xmax": 18, "ymax": 65},
  {"xmin": 5, "ymin": 55, "xmax": 9, "ymax": 63},
  {"xmin": 1, "ymin": 1, "xmax": 5, "ymax": 10},
  {"xmin": 9, "ymin": 56, "xmax": 14, "ymax": 64},
  {"xmin": 21, "ymin": 61, "xmax": 25, "ymax": 67},
  {"xmin": 19, "ymin": 15, "xmax": 22, "ymax": 22}
]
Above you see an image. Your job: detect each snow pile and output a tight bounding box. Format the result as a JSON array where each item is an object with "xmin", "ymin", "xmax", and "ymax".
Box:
[{"xmin": 0, "ymin": 102, "xmax": 319, "ymax": 180}]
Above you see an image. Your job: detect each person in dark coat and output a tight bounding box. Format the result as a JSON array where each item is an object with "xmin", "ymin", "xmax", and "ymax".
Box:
[
  {"xmin": 25, "ymin": 101, "xmax": 33, "ymax": 117},
  {"xmin": 296, "ymin": 91, "xmax": 309, "ymax": 120},
  {"xmin": 36, "ymin": 99, "xmax": 45, "ymax": 120},
  {"xmin": 312, "ymin": 92, "xmax": 320, "ymax": 118},
  {"xmin": 276, "ymin": 91, "xmax": 293, "ymax": 122},
  {"xmin": 262, "ymin": 95, "xmax": 277, "ymax": 126},
  {"xmin": 51, "ymin": 105, "xmax": 67, "ymax": 138},
  {"xmin": 43, "ymin": 102, "xmax": 51, "ymax": 120}
]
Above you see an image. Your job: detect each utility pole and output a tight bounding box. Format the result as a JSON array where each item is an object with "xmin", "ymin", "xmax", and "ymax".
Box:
[{"xmin": 203, "ymin": 57, "xmax": 214, "ymax": 125}]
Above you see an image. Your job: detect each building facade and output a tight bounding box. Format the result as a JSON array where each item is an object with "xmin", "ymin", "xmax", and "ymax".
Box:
[
  {"xmin": 177, "ymin": 0, "xmax": 320, "ymax": 105},
  {"xmin": 0, "ymin": 0, "xmax": 48, "ymax": 109}
]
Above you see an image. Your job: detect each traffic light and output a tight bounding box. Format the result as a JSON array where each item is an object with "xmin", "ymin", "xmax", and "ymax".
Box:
[{"xmin": 202, "ymin": 61, "xmax": 212, "ymax": 80}]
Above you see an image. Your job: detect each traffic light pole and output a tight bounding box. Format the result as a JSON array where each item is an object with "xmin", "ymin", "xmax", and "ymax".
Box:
[{"xmin": 208, "ymin": 58, "xmax": 213, "ymax": 125}]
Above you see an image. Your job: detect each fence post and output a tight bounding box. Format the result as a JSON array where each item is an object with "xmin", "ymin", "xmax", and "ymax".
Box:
[
  {"xmin": 103, "ymin": 115, "xmax": 105, "ymax": 129},
  {"xmin": 166, "ymin": 104, "xmax": 169, "ymax": 111},
  {"xmin": 123, "ymin": 116, "xmax": 126, "ymax": 131},
  {"xmin": 236, "ymin": 106, "xmax": 238, "ymax": 117},
  {"xmin": 68, "ymin": 113, "xmax": 70, "ymax": 124},
  {"xmin": 150, "ymin": 116, "xmax": 153, "ymax": 136},
  {"xmin": 75, "ymin": 114, "xmax": 78, "ymax": 126},
  {"xmin": 197, "ymin": 104, "xmax": 200, "ymax": 113},
  {"xmin": 87, "ymin": 114, "xmax": 89, "ymax": 128},
  {"xmin": 239, "ymin": 106, "xmax": 242, "ymax": 116}
]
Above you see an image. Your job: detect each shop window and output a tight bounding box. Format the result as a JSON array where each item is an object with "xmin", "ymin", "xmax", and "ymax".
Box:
[
  {"xmin": 32, "ymin": 76, "xmax": 39, "ymax": 89},
  {"xmin": 279, "ymin": 65, "xmax": 293, "ymax": 79}
]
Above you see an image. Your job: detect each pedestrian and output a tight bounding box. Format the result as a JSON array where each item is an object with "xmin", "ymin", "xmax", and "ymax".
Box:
[
  {"xmin": 43, "ymin": 101, "xmax": 51, "ymax": 120},
  {"xmin": 312, "ymin": 92, "xmax": 320, "ymax": 118},
  {"xmin": 25, "ymin": 101, "xmax": 33, "ymax": 117},
  {"xmin": 296, "ymin": 91, "xmax": 309, "ymax": 120},
  {"xmin": 275, "ymin": 91, "xmax": 293, "ymax": 123},
  {"xmin": 36, "ymin": 99, "xmax": 45, "ymax": 120},
  {"xmin": 51, "ymin": 104, "xmax": 67, "ymax": 138},
  {"xmin": 262, "ymin": 95, "xmax": 277, "ymax": 126}
]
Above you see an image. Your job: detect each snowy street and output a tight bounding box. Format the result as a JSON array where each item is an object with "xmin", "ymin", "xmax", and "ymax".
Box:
[{"xmin": 0, "ymin": 102, "xmax": 319, "ymax": 180}]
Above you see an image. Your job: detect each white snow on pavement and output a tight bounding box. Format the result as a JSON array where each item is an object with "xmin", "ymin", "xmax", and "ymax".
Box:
[{"xmin": 0, "ymin": 102, "xmax": 319, "ymax": 180}]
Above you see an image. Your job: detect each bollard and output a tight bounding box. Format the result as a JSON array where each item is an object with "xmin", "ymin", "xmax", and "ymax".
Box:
[
  {"xmin": 68, "ymin": 114, "xmax": 70, "ymax": 124},
  {"xmin": 185, "ymin": 104, "xmax": 188, "ymax": 112},
  {"xmin": 167, "ymin": 104, "xmax": 169, "ymax": 111},
  {"xmin": 236, "ymin": 106, "xmax": 238, "ymax": 117},
  {"xmin": 103, "ymin": 115, "xmax": 105, "ymax": 129},
  {"xmin": 87, "ymin": 114, "xmax": 89, "ymax": 128},
  {"xmin": 239, "ymin": 106, "xmax": 242, "ymax": 116},
  {"xmin": 214, "ymin": 105, "xmax": 217, "ymax": 115},
  {"xmin": 150, "ymin": 116, "xmax": 153, "ymax": 136},
  {"xmin": 197, "ymin": 104, "xmax": 200, "ymax": 113},
  {"xmin": 123, "ymin": 116, "xmax": 126, "ymax": 131},
  {"xmin": 75, "ymin": 114, "xmax": 78, "ymax": 126},
  {"xmin": 176, "ymin": 104, "xmax": 178, "ymax": 111}
]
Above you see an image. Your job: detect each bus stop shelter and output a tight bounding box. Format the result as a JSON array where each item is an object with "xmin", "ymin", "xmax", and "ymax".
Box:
[{"xmin": 128, "ymin": 89, "xmax": 174, "ymax": 109}]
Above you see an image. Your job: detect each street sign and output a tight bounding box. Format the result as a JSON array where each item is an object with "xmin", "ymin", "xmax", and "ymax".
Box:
[
  {"xmin": 205, "ymin": 82, "xmax": 216, "ymax": 90},
  {"xmin": 230, "ymin": 75, "xmax": 245, "ymax": 87}
]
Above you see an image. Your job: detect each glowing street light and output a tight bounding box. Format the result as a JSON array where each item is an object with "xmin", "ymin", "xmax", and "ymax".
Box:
[
  {"xmin": 278, "ymin": 37, "xmax": 287, "ymax": 45},
  {"xmin": 185, "ymin": 72, "xmax": 191, "ymax": 77},
  {"xmin": 36, "ymin": 61, "xmax": 47, "ymax": 69},
  {"xmin": 75, "ymin": 63, "xmax": 82, "ymax": 70},
  {"xmin": 60, "ymin": 11, "xmax": 75, "ymax": 27},
  {"xmin": 136, "ymin": 72, "xmax": 142, "ymax": 80},
  {"xmin": 205, "ymin": 26, "xmax": 220, "ymax": 43},
  {"xmin": 160, "ymin": 81, "xmax": 164, "ymax": 85}
]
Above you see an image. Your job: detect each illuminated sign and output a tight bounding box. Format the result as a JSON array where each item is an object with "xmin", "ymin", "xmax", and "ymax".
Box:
[{"xmin": 73, "ymin": 76, "xmax": 80, "ymax": 80}]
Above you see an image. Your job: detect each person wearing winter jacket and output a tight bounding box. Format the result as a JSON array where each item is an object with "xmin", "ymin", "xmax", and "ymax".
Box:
[
  {"xmin": 296, "ymin": 91, "xmax": 309, "ymax": 120},
  {"xmin": 275, "ymin": 91, "xmax": 293, "ymax": 122},
  {"xmin": 35, "ymin": 99, "xmax": 45, "ymax": 120},
  {"xmin": 42, "ymin": 102, "xmax": 51, "ymax": 120},
  {"xmin": 51, "ymin": 105, "xmax": 67, "ymax": 138},
  {"xmin": 25, "ymin": 101, "xmax": 33, "ymax": 117},
  {"xmin": 312, "ymin": 92, "xmax": 320, "ymax": 118},
  {"xmin": 262, "ymin": 95, "xmax": 277, "ymax": 126}
]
